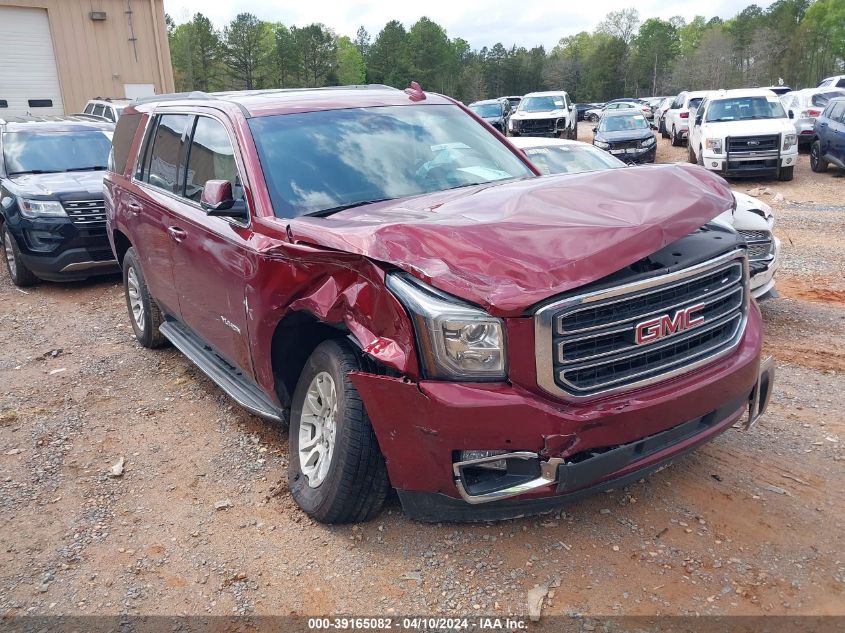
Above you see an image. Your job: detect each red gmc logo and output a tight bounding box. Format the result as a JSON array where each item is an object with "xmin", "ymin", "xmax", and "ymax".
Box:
[{"xmin": 635, "ymin": 303, "xmax": 706, "ymax": 345}]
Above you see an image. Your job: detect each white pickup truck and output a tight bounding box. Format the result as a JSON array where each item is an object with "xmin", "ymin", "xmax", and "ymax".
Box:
[{"xmin": 688, "ymin": 89, "xmax": 798, "ymax": 181}]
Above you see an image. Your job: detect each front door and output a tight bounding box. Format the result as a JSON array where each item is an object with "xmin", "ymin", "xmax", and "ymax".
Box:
[{"xmin": 169, "ymin": 114, "xmax": 255, "ymax": 376}]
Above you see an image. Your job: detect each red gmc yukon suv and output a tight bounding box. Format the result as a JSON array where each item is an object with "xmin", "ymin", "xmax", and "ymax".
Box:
[{"xmin": 105, "ymin": 85, "xmax": 774, "ymax": 523}]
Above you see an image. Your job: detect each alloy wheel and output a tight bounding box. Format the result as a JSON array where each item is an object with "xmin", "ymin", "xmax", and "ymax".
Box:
[
  {"xmin": 126, "ymin": 266, "xmax": 146, "ymax": 331},
  {"xmin": 298, "ymin": 371, "xmax": 338, "ymax": 488},
  {"xmin": 3, "ymin": 231, "xmax": 17, "ymax": 279}
]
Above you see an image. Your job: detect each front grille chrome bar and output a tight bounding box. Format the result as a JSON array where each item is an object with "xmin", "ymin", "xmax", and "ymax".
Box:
[{"xmin": 534, "ymin": 249, "xmax": 750, "ymax": 400}]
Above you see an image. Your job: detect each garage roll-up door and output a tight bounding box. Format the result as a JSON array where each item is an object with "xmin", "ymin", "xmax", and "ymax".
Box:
[{"xmin": 0, "ymin": 6, "xmax": 65, "ymax": 118}]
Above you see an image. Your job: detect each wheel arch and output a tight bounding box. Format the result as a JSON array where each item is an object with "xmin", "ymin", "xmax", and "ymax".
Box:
[{"xmin": 111, "ymin": 229, "xmax": 132, "ymax": 267}]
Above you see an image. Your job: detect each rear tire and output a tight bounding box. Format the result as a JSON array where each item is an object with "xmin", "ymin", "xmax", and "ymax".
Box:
[
  {"xmin": 671, "ymin": 126, "xmax": 681, "ymax": 147},
  {"xmin": 123, "ymin": 247, "xmax": 167, "ymax": 348},
  {"xmin": 777, "ymin": 165, "xmax": 794, "ymax": 182},
  {"xmin": 2, "ymin": 225, "xmax": 38, "ymax": 287},
  {"xmin": 288, "ymin": 339, "xmax": 389, "ymax": 523},
  {"xmin": 810, "ymin": 141, "xmax": 828, "ymax": 173}
]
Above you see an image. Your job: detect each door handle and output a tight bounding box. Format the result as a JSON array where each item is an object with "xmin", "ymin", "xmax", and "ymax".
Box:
[
  {"xmin": 127, "ymin": 201, "xmax": 142, "ymax": 216},
  {"xmin": 167, "ymin": 226, "xmax": 187, "ymax": 243}
]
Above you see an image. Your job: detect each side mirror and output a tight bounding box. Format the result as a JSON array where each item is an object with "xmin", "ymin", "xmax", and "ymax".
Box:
[
  {"xmin": 592, "ymin": 127, "xmax": 597, "ymax": 133},
  {"xmin": 200, "ymin": 180, "xmax": 247, "ymax": 220},
  {"xmin": 788, "ymin": 110, "xmax": 794, "ymax": 119}
]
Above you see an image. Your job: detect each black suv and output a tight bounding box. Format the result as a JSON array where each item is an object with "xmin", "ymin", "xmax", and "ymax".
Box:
[{"xmin": 0, "ymin": 116, "xmax": 118, "ymax": 286}]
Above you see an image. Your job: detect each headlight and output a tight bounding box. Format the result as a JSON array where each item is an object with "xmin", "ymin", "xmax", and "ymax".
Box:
[
  {"xmin": 783, "ymin": 133, "xmax": 797, "ymax": 150},
  {"xmin": 640, "ymin": 136, "xmax": 656, "ymax": 147},
  {"xmin": 386, "ymin": 273, "xmax": 506, "ymax": 380},
  {"xmin": 18, "ymin": 198, "xmax": 66, "ymax": 218},
  {"xmin": 705, "ymin": 138, "xmax": 723, "ymax": 154},
  {"xmin": 595, "ymin": 141, "xmax": 610, "ymax": 149}
]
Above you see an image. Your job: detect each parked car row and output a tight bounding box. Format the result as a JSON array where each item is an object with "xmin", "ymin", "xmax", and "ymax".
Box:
[{"xmin": 0, "ymin": 83, "xmax": 788, "ymax": 526}]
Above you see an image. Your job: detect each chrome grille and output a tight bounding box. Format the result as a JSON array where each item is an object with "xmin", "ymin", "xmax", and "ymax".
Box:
[
  {"xmin": 535, "ymin": 251, "xmax": 749, "ymax": 399},
  {"xmin": 62, "ymin": 199, "xmax": 107, "ymax": 226},
  {"xmin": 727, "ymin": 135, "xmax": 779, "ymax": 153},
  {"xmin": 738, "ymin": 229, "xmax": 774, "ymax": 261}
]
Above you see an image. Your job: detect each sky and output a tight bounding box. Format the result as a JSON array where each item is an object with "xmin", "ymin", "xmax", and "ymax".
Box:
[{"xmin": 163, "ymin": 0, "xmax": 777, "ymax": 50}]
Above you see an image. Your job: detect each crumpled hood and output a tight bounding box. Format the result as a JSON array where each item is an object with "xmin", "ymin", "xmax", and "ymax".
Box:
[
  {"xmin": 6, "ymin": 171, "xmax": 105, "ymax": 198},
  {"xmin": 287, "ymin": 163, "xmax": 734, "ymax": 317}
]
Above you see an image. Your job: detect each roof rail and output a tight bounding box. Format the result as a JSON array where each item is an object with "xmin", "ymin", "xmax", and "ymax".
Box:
[{"xmin": 132, "ymin": 91, "xmax": 215, "ymax": 105}]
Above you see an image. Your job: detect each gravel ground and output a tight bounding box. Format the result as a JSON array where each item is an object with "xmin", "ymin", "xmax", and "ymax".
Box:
[{"xmin": 1, "ymin": 123, "xmax": 843, "ymax": 624}]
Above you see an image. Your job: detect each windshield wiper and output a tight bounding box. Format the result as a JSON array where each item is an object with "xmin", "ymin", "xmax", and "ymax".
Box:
[
  {"xmin": 307, "ymin": 198, "xmax": 394, "ymax": 218},
  {"xmin": 64, "ymin": 166, "xmax": 108, "ymax": 172},
  {"xmin": 8, "ymin": 169, "xmax": 51, "ymax": 176}
]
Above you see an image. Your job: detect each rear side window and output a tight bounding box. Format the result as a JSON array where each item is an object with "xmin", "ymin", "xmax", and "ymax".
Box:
[
  {"xmin": 144, "ymin": 114, "xmax": 192, "ymax": 193},
  {"xmin": 93, "ymin": 104, "xmax": 105, "ymax": 118},
  {"xmin": 184, "ymin": 116, "xmax": 242, "ymax": 203},
  {"xmin": 103, "ymin": 107, "xmax": 116, "ymax": 122},
  {"xmin": 109, "ymin": 112, "xmax": 143, "ymax": 175}
]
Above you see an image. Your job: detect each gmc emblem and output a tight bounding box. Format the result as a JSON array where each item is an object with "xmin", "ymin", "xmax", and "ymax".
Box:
[{"xmin": 635, "ymin": 303, "xmax": 706, "ymax": 345}]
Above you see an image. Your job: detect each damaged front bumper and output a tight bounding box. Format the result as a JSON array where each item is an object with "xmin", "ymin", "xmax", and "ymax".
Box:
[{"xmin": 351, "ymin": 306, "xmax": 770, "ymax": 522}]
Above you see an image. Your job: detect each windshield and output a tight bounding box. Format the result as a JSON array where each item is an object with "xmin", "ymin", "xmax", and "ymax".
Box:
[
  {"xmin": 812, "ymin": 91, "xmax": 845, "ymax": 107},
  {"xmin": 249, "ymin": 104, "xmax": 534, "ymax": 218},
  {"xmin": 2, "ymin": 130, "xmax": 112, "ymax": 175},
  {"xmin": 523, "ymin": 144, "xmax": 625, "ymax": 175},
  {"xmin": 705, "ymin": 96, "xmax": 786, "ymax": 122},
  {"xmin": 599, "ymin": 115, "xmax": 649, "ymax": 132},
  {"xmin": 519, "ymin": 96, "xmax": 565, "ymax": 112},
  {"xmin": 470, "ymin": 103, "xmax": 502, "ymax": 118}
]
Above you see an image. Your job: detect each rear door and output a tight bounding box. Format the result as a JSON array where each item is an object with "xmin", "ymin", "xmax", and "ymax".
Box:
[
  {"xmin": 168, "ymin": 113, "xmax": 255, "ymax": 375},
  {"xmin": 129, "ymin": 113, "xmax": 194, "ymax": 317},
  {"xmin": 832, "ymin": 102, "xmax": 845, "ymax": 164}
]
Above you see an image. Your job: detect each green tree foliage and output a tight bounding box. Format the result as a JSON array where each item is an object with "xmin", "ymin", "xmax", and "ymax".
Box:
[
  {"xmin": 223, "ymin": 13, "xmax": 272, "ymax": 90},
  {"xmin": 169, "ymin": 2, "xmax": 845, "ymax": 101},
  {"xmin": 337, "ymin": 36, "xmax": 366, "ymax": 85}
]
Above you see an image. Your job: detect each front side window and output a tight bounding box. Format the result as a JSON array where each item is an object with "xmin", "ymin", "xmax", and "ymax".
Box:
[
  {"xmin": 103, "ymin": 107, "xmax": 116, "ymax": 123},
  {"xmin": 249, "ymin": 104, "xmax": 534, "ymax": 219},
  {"xmin": 523, "ymin": 144, "xmax": 625, "ymax": 175},
  {"xmin": 2, "ymin": 130, "xmax": 111, "ymax": 175},
  {"xmin": 184, "ymin": 116, "xmax": 242, "ymax": 203},
  {"xmin": 705, "ymin": 96, "xmax": 786, "ymax": 122},
  {"xmin": 144, "ymin": 114, "xmax": 192, "ymax": 193},
  {"xmin": 831, "ymin": 102, "xmax": 845, "ymax": 122}
]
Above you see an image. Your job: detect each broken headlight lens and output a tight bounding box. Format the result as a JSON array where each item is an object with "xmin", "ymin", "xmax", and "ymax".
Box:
[{"xmin": 387, "ymin": 273, "xmax": 506, "ymax": 380}]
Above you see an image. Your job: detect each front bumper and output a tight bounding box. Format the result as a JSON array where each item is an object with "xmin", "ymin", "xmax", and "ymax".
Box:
[
  {"xmin": 351, "ymin": 304, "xmax": 766, "ymax": 522},
  {"xmin": 8, "ymin": 216, "xmax": 118, "ymax": 282},
  {"xmin": 701, "ymin": 148, "xmax": 798, "ymax": 178},
  {"xmin": 750, "ymin": 237, "xmax": 781, "ymax": 299},
  {"xmin": 607, "ymin": 144, "xmax": 656, "ymax": 163}
]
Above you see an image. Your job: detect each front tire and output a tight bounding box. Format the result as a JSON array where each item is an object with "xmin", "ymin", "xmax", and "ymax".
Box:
[
  {"xmin": 288, "ymin": 339, "xmax": 389, "ymax": 523},
  {"xmin": 2, "ymin": 225, "xmax": 38, "ymax": 287},
  {"xmin": 123, "ymin": 247, "xmax": 167, "ymax": 348},
  {"xmin": 810, "ymin": 141, "xmax": 828, "ymax": 173},
  {"xmin": 777, "ymin": 165, "xmax": 794, "ymax": 182}
]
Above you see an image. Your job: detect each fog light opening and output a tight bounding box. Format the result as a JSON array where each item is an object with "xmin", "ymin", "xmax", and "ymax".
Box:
[
  {"xmin": 711, "ymin": 162, "xmax": 719, "ymax": 168},
  {"xmin": 459, "ymin": 450, "xmax": 508, "ymax": 471}
]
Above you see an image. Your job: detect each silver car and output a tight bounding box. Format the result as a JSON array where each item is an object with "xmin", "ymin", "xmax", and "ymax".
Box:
[{"xmin": 780, "ymin": 88, "xmax": 845, "ymax": 146}]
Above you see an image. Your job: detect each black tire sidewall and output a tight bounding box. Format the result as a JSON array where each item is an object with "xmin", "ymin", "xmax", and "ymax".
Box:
[
  {"xmin": 2, "ymin": 225, "xmax": 37, "ymax": 287},
  {"xmin": 123, "ymin": 248, "xmax": 158, "ymax": 346},
  {"xmin": 288, "ymin": 340, "xmax": 368, "ymax": 520}
]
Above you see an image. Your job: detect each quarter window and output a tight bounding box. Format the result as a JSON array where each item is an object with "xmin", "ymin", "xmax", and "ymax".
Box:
[
  {"xmin": 145, "ymin": 114, "xmax": 192, "ymax": 193},
  {"xmin": 184, "ymin": 116, "xmax": 242, "ymax": 203},
  {"xmin": 84, "ymin": 103, "xmax": 95, "ymax": 114}
]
